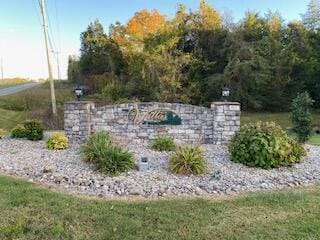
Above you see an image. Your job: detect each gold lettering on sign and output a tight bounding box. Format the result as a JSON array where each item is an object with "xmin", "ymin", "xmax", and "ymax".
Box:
[{"xmin": 128, "ymin": 108, "xmax": 175, "ymax": 125}]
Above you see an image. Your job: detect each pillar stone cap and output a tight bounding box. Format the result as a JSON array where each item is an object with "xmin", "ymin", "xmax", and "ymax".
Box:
[{"xmin": 211, "ymin": 102, "xmax": 240, "ymax": 105}]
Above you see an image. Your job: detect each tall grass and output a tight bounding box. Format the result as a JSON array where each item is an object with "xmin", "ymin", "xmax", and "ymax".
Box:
[
  {"xmin": 0, "ymin": 78, "xmax": 31, "ymax": 89},
  {"xmin": 0, "ymin": 81, "xmax": 74, "ymax": 130}
]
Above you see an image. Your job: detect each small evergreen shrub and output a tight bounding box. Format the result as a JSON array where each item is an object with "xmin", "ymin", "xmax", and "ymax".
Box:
[
  {"xmin": 151, "ymin": 135, "xmax": 176, "ymax": 151},
  {"xmin": 291, "ymin": 92, "xmax": 314, "ymax": 143},
  {"xmin": 0, "ymin": 129, "xmax": 6, "ymax": 139},
  {"xmin": 229, "ymin": 122, "xmax": 306, "ymax": 169},
  {"xmin": 11, "ymin": 124, "xmax": 27, "ymax": 138},
  {"xmin": 169, "ymin": 145, "xmax": 207, "ymax": 175},
  {"xmin": 23, "ymin": 120, "xmax": 44, "ymax": 141},
  {"xmin": 46, "ymin": 133, "xmax": 69, "ymax": 150},
  {"xmin": 81, "ymin": 132, "xmax": 134, "ymax": 175}
]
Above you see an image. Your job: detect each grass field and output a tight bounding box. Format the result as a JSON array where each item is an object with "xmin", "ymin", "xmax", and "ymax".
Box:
[
  {"xmin": 0, "ymin": 81, "xmax": 73, "ymax": 130},
  {"xmin": 241, "ymin": 112, "xmax": 320, "ymax": 130},
  {"xmin": 0, "ymin": 175, "xmax": 319, "ymax": 239},
  {"xmin": 0, "ymin": 108, "xmax": 25, "ymax": 131},
  {"xmin": 241, "ymin": 112, "xmax": 320, "ymax": 145},
  {"xmin": 0, "ymin": 78, "xmax": 31, "ymax": 89}
]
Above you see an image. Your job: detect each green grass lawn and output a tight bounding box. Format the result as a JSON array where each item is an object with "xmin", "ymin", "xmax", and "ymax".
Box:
[
  {"xmin": 241, "ymin": 112, "xmax": 320, "ymax": 130},
  {"xmin": 241, "ymin": 112, "xmax": 320, "ymax": 145},
  {"xmin": 309, "ymin": 135, "xmax": 320, "ymax": 145},
  {"xmin": 0, "ymin": 175, "xmax": 320, "ymax": 239},
  {"xmin": 0, "ymin": 108, "xmax": 25, "ymax": 131}
]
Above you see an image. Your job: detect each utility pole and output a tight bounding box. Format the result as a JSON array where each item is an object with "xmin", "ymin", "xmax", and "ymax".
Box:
[{"xmin": 39, "ymin": 0, "xmax": 57, "ymax": 115}]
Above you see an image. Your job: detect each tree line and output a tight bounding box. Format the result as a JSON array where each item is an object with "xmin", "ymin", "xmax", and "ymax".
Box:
[{"xmin": 68, "ymin": 0, "xmax": 320, "ymax": 111}]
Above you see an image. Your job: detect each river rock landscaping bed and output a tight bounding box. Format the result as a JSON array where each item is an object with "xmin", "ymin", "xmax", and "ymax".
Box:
[{"xmin": 0, "ymin": 138, "xmax": 320, "ymax": 198}]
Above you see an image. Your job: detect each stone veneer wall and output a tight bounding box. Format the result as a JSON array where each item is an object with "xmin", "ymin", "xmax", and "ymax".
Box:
[{"xmin": 64, "ymin": 101, "xmax": 240, "ymax": 145}]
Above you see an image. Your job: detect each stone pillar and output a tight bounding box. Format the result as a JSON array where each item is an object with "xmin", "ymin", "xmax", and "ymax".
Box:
[
  {"xmin": 211, "ymin": 102, "xmax": 241, "ymax": 145},
  {"xmin": 64, "ymin": 101, "xmax": 95, "ymax": 144}
]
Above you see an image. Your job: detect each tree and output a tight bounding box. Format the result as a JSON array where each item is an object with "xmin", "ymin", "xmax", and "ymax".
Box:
[
  {"xmin": 111, "ymin": 10, "xmax": 166, "ymax": 53},
  {"xmin": 221, "ymin": 12, "xmax": 269, "ymax": 110},
  {"xmin": 198, "ymin": 0, "xmax": 221, "ymax": 30},
  {"xmin": 67, "ymin": 55, "xmax": 81, "ymax": 84},
  {"xmin": 142, "ymin": 41, "xmax": 193, "ymax": 102},
  {"xmin": 302, "ymin": 0, "xmax": 320, "ymax": 31},
  {"xmin": 80, "ymin": 20, "xmax": 124, "ymax": 75},
  {"xmin": 258, "ymin": 11, "xmax": 291, "ymax": 111},
  {"xmin": 75, "ymin": 0, "xmax": 320, "ymax": 111},
  {"xmin": 291, "ymin": 92, "xmax": 314, "ymax": 143}
]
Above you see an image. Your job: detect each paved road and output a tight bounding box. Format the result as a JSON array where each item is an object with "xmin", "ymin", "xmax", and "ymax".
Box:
[{"xmin": 0, "ymin": 82, "xmax": 40, "ymax": 96}]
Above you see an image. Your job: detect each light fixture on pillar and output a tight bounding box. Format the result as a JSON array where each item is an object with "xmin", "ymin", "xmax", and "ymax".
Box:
[
  {"xmin": 222, "ymin": 85, "xmax": 230, "ymax": 102},
  {"xmin": 75, "ymin": 86, "xmax": 83, "ymax": 101}
]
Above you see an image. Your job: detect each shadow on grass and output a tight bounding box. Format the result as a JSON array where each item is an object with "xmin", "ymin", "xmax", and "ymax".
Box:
[{"xmin": 0, "ymin": 175, "xmax": 320, "ymax": 239}]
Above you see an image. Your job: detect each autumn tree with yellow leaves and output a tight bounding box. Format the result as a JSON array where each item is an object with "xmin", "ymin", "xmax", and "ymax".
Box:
[{"xmin": 72, "ymin": 0, "xmax": 320, "ymax": 110}]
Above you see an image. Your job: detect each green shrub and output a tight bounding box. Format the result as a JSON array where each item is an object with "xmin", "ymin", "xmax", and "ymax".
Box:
[
  {"xmin": 0, "ymin": 129, "xmax": 6, "ymax": 139},
  {"xmin": 23, "ymin": 120, "xmax": 44, "ymax": 141},
  {"xmin": 169, "ymin": 145, "xmax": 207, "ymax": 175},
  {"xmin": 151, "ymin": 135, "xmax": 176, "ymax": 151},
  {"xmin": 46, "ymin": 133, "xmax": 68, "ymax": 150},
  {"xmin": 291, "ymin": 92, "xmax": 314, "ymax": 143},
  {"xmin": 11, "ymin": 124, "xmax": 27, "ymax": 138},
  {"xmin": 229, "ymin": 122, "xmax": 306, "ymax": 169},
  {"xmin": 81, "ymin": 132, "xmax": 134, "ymax": 175}
]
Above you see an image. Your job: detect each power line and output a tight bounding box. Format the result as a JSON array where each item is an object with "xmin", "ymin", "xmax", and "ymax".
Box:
[
  {"xmin": 45, "ymin": 0, "xmax": 62, "ymax": 80},
  {"xmin": 39, "ymin": 0, "xmax": 57, "ymax": 115},
  {"xmin": 44, "ymin": 0, "xmax": 57, "ymax": 51},
  {"xmin": 54, "ymin": 0, "xmax": 62, "ymax": 80},
  {"xmin": 32, "ymin": 0, "xmax": 42, "ymax": 26},
  {"xmin": 54, "ymin": 0, "xmax": 61, "ymax": 51}
]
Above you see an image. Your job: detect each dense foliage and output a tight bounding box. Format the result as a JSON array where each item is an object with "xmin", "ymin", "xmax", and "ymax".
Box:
[
  {"xmin": 169, "ymin": 145, "xmax": 207, "ymax": 175},
  {"xmin": 81, "ymin": 132, "xmax": 134, "ymax": 175},
  {"xmin": 11, "ymin": 124, "xmax": 27, "ymax": 138},
  {"xmin": 151, "ymin": 135, "xmax": 176, "ymax": 151},
  {"xmin": 291, "ymin": 92, "xmax": 314, "ymax": 142},
  {"xmin": 46, "ymin": 133, "xmax": 69, "ymax": 150},
  {"xmin": 229, "ymin": 122, "xmax": 306, "ymax": 169},
  {"xmin": 23, "ymin": 120, "xmax": 44, "ymax": 141},
  {"xmin": 0, "ymin": 129, "xmax": 6, "ymax": 139},
  {"xmin": 68, "ymin": 0, "xmax": 320, "ymax": 111}
]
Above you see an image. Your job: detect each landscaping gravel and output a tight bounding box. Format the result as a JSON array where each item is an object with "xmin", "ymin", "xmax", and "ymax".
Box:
[{"xmin": 0, "ymin": 138, "xmax": 320, "ymax": 198}]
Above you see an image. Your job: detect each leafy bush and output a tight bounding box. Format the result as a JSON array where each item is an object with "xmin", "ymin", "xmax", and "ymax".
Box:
[
  {"xmin": 81, "ymin": 132, "xmax": 134, "ymax": 175},
  {"xmin": 0, "ymin": 129, "xmax": 6, "ymax": 139},
  {"xmin": 291, "ymin": 92, "xmax": 314, "ymax": 143},
  {"xmin": 11, "ymin": 124, "xmax": 27, "ymax": 138},
  {"xmin": 229, "ymin": 122, "xmax": 306, "ymax": 169},
  {"xmin": 46, "ymin": 133, "xmax": 69, "ymax": 150},
  {"xmin": 23, "ymin": 120, "xmax": 44, "ymax": 141},
  {"xmin": 169, "ymin": 145, "xmax": 207, "ymax": 175},
  {"xmin": 151, "ymin": 135, "xmax": 176, "ymax": 151}
]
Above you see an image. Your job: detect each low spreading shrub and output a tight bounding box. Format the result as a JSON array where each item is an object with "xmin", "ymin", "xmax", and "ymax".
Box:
[
  {"xmin": 229, "ymin": 122, "xmax": 306, "ymax": 169},
  {"xmin": 81, "ymin": 132, "xmax": 134, "ymax": 175},
  {"xmin": 11, "ymin": 124, "xmax": 27, "ymax": 138},
  {"xmin": 23, "ymin": 120, "xmax": 44, "ymax": 141},
  {"xmin": 169, "ymin": 145, "xmax": 207, "ymax": 175},
  {"xmin": 0, "ymin": 129, "xmax": 6, "ymax": 139},
  {"xmin": 151, "ymin": 135, "xmax": 176, "ymax": 151},
  {"xmin": 46, "ymin": 133, "xmax": 68, "ymax": 150}
]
